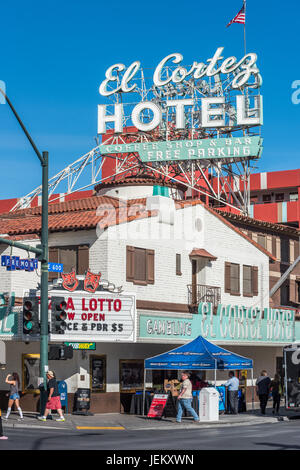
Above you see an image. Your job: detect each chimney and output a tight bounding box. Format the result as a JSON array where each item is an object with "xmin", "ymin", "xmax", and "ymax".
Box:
[{"xmin": 146, "ymin": 186, "xmax": 175, "ymax": 225}]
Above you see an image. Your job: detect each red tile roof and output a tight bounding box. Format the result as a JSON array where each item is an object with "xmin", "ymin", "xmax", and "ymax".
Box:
[{"xmin": 0, "ymin": 193, "xmax": 278, "ymax": 260}]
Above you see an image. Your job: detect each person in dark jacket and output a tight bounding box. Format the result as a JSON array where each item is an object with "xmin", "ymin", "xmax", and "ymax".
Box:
[
  {"xmin": 270, "ymin": 374, "xmax": 282, "ymax": 415},
  {"xmin": 256, "ymin": 370, "xmax": 271, "ymax": 415}
]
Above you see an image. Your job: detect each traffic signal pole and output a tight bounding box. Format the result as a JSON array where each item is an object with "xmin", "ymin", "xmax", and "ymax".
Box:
[
  {"xmin": 0, "ymin": 88, "xmax": 49, "ymax": 395},
  {"xmin": 40, "ymin": 151, "xmax": 49, "ymax": 390}
]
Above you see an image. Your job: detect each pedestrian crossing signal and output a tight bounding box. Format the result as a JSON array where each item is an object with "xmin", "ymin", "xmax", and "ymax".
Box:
[
  {"xmin": 51, "ymin": 297, "xmax": 67, "ymax": 334},
  {"xmin": 23, "ymin": 297, "xmax": 39, "ymax": 336}
]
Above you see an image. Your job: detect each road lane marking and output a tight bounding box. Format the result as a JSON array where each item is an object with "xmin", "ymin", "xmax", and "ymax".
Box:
[{"xmin": 76, "ymin": 426, "xmax": 125, "ymax": 430}]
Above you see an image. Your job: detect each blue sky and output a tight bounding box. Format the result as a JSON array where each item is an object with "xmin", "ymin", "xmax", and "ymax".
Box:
[{"xmin": 0, "ymin": 0, "xmax": 299, "ymax": 199}]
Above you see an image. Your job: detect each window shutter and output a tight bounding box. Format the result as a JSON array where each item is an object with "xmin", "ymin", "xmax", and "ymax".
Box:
[
  {"xmin": 126, "ymin": 246, "xmax": 134, "ymax": 282},
  {"xmin": 272, "ymin": 236, "xmax": 277, "ymax": 257},
  {"xmin": 146, "ymin": 249, "xmax": 155, "ymax": 284},
  {"xmin": 225, "ymin": 262, "xmax": 231, "ymax": 293},
  {"xmin": 252, "ymin": 266, "xmax": 259, "ymax": 296},
  {"xmin": 48, "ymin": 247, "xmax": 59, "ymax": 281},
  {"xmin": 295, "ymin": 240, "xmax": 299, "ymax": 260},
  {"xmin": 78, "ymin": 245, "xmax": 89, "ymax": 275},
  {"xmin": 176, "ymin": 254, "xmax": 181, "ymax": 275}
]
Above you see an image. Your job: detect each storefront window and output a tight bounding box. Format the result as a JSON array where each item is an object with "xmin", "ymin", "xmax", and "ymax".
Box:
[
  {"xmin": 90, "ymin": 355, "xmax": 106, "ymax": 392},
  {"xmin": 120, "ymin": 359, "xmax": 144, "ymax": 392},
  {"xmin": 22, "ymin": 354, "xmax": 40, "ymax": 393}
]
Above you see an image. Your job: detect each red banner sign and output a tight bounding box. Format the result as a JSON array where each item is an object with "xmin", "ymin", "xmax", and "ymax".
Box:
[{"xmin": 147, "ymin": 394, "xmax": 169, "ymax": 419}]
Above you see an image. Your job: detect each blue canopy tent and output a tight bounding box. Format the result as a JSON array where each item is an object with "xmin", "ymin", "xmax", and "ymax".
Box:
[{"xmin": 143, "ymin": 336, "xmax": 254, "ymax": 414}]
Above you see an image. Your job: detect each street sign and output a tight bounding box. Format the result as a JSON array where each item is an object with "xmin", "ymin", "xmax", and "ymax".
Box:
[
  {"xmin": 48, "ymin": 262, "xmax": 63, "ymax": 273},
  {"xmin": 1, "ymin": 255, "xmax": 38, "ymax": 271}
]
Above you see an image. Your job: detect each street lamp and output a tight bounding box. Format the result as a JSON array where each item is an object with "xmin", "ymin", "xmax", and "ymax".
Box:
[{"xmin": 0, "ymin": 88, "xmax": 49, "ymax": 401}]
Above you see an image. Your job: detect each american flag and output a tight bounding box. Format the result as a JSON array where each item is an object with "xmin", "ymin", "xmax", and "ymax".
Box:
[{"xmin": 226, "ymin": 3, "xmax": 246, "ymax": 27}]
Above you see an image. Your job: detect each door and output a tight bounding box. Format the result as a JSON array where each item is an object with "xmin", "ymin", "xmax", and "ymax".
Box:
[{"xmin": 192, "ymin": 259, "xmax": 197, "ymax": 305}]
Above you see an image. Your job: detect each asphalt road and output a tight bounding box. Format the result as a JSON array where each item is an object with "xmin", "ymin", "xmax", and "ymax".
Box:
[{"xmin": 1, "ymin": 421, "xmax": 300, "ymax": 451}]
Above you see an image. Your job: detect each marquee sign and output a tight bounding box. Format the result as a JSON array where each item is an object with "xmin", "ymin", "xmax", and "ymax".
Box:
[
  {"xmin": 101, "ymin": 136, "xmax": 263, "ymax": 162},
  {"xmin": 98, "ymin": 47, "xmax": 263, "ymax": 137},
  {"xmin": 139, "ymin": 302, "xmax": 296, "ymax": 344},
  {"xmin": 50, "ymin": 290, "xmax": 136, "ymax": 342}
]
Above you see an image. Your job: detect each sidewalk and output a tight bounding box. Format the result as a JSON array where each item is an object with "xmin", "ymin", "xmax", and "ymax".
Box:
[{"xmin": 1, "ymin": 405, "xmax": 298, "ymax": 432}]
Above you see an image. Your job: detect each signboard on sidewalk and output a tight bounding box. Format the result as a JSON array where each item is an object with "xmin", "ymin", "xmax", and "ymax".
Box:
[{"xmin": 147, "ymin": 394, "xmax": 169, "ymax": 418}]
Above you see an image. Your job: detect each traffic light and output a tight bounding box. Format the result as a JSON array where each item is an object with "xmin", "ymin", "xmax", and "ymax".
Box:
[
  {"xmin": 22, "ymin": 297, "xmax": 39, "ymax": 336},
  {"xmin": 48, "ymin": 344, "xmax": 73, "ymax": 360},
  {"xmin": 51, "ymin": 297, "xmax": 67, "ymax": 334}
]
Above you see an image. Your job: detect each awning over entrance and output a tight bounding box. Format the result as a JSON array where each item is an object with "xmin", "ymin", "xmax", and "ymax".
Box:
[{"xmin": 189, "ymin": 248, "xmax": 217, "ymax": 261}]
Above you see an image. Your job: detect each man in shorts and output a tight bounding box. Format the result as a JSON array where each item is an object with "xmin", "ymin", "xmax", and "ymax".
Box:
[{"xmin": 38, "ymin": 371, "xmax": 65, "ymax": 422}]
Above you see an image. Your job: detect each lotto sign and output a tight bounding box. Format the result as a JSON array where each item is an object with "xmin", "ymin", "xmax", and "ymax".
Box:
[
  {"xmin": 50, "ymin": 290, "xmax": 136, "ymax": 342},
  {"xmin": 147, "ymin": 394, "xmax": 169, "ymax": 418}
]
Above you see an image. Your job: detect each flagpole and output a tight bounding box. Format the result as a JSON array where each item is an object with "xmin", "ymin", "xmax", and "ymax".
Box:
[{"xmin": 244, "ymin": 0, "xmax": 247, "ymax": 55}]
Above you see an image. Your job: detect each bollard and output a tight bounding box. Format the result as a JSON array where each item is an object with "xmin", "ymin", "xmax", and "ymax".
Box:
[{"xmin": 0, "ymin": 409, "xmax": 8, "ymax": 440}]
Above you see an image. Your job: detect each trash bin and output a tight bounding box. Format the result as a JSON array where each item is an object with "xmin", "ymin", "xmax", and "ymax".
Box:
[{"xmin": 199, "ymin": 387, "xmax": 219, "ymax": 421}]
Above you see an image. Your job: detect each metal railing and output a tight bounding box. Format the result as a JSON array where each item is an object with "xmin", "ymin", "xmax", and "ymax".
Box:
[{"xmin": 187, "ymin": 284, "xmax": 221, "ymax": 311}]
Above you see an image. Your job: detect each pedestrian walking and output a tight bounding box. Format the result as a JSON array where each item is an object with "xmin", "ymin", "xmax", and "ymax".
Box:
[
  {"xmin": 37, "ymin": 371, "xmax": 65, "ymax": 422},
  {"xmin": 224, "ymin": 371, "xmax": 239, "ymax": 414},
  {"xmin": 4, "ymin": 372, "xmax": 23, "ymax": 420},
  {"xmin": 270, "ymin": 373, "xmax": 282, "ymax": 415},
  {"xmin": 176, "ymin": 371, "xmax": 199, "ymax": 423},
  {"xmin": 256, "ymin": 370, "xmax": 271, "ymax": 415}
]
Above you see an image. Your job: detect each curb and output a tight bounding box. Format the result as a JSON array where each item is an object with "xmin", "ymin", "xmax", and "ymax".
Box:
[{"xmin": 1, "ymin": 417, "xmax": 281, "ymax": 432}]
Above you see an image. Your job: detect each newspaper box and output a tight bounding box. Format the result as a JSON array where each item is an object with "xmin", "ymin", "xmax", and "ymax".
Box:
[{"xmin": 199, "ymin": 387, "xmax": 219, "ymax": 421}]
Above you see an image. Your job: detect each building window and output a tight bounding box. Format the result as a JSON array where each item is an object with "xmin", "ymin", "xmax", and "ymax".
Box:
[
  {"xmin": 176, "ymin": 254, "xmax": 182, "ymax": 276},
  {"xmin": 120, "ymin": 359, "xmax": 144, "ymax": 393},
  {"xmin": 281, "ymin": 238, "xmax": 290, "ymax": 263},
  {"xmin": 243, "ymin": 265, "xmax": 259, "ymax": 297},
  {"xmin": 90, "ymin": 355, "xmax": 106, "ymax": 393},
  {"xmin": 296, "ymin": 281, "xmax": 300, "ymax": 303},
  {"xmin": 275, "ymin": 193, "xmax": 284, "ymax": 202},
  {"xmin": 225, "ymin": 262, "xmax": 240, "ymax": 296},
  {"xmin": 290, "ymin": 192, "xmax": 299, "ymax": 202},
  {"xmin": 280, "ymin": 281, "xmax": 290, "ymax": 306},
  {"xmin": 257, "ymin": 234, "xmax": 266, "ymax": 249},
  {"xmin": 230, "ymin": 263, "xmax": 240, "ymax": 295},
  {"xmin": 48, "ymin": 245, "xmax": 89, "ymax": 281},
  {"xmin": 262, "ymin": 194, "xmax": 271, "ymax": 203},
  {"xmin": 126, "ymin": 246, "xmax": 154, "ymax": 285}
]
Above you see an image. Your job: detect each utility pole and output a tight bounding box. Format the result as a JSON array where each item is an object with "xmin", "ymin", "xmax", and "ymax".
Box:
[{"xmin": 0, "ymin": 88, "xmax": 49, "ymax": 399}]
